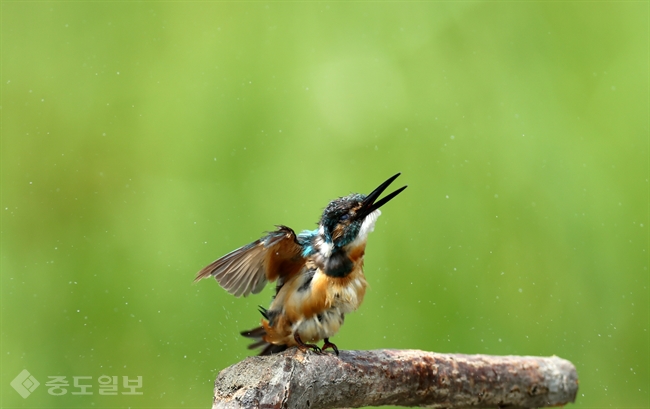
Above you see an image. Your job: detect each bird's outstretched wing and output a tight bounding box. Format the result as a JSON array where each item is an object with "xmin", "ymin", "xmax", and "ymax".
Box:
[{"xmin": 195, "ymin": 225, "xmax": 305, "ymax": 297}]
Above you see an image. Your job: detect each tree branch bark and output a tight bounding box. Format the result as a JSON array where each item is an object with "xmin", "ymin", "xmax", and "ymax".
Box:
[{"xmin": 212, "ymin": 349, "xmax": 578, "ymax": 409}]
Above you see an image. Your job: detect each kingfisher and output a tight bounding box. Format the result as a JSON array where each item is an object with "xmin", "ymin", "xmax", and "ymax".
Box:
[{"xmin": 195, "ymin": 173, "xmax": 407, "ymax": 355}]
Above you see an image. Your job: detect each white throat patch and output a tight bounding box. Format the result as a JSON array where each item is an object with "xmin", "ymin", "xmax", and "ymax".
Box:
[
  {"xmin": 351, "ymin": 209, "xmax": 381, "ymax": 247},
  {"xmin": 316, "ymin": 209, "xmax": 382, "ymax": 256}
]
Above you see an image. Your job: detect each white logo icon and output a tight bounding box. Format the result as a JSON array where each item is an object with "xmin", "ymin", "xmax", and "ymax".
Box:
[{"xmin": 11, "ymin": 369, "xmax": 40, "ymax": 398}]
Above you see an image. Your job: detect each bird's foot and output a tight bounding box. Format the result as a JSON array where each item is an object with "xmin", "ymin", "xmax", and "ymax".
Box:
[
  {"xmin": 321, "ymin": 338, "xmax": 339, "ymax": 356},
  {"xmin": 294, "ymin": 333, "xmax": 322, "ymax": 354}
]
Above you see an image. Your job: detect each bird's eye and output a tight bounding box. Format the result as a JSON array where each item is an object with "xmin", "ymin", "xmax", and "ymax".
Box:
[{"xmin": 340, "ymin": 214, "xmax": 350, "ymax": 221}]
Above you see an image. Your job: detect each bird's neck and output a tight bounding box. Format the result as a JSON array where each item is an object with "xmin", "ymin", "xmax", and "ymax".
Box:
[
  {"xmin": 299, "ymin": 209, "xmax": 380, "ymax": 277},
  {"xmin": 313, "ymin": 235, "xmax": 368, "ymax": 278}
]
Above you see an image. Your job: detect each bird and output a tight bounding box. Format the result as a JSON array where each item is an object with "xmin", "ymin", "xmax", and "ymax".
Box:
[{"xmin": 195, "ymin": 173, "xmax": 407, "ymax": 356}]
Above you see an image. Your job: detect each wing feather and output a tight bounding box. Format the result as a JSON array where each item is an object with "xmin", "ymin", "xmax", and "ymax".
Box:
[{"xmin": 195, "ymin": 225, "xmax": 305, "ymax": 297}]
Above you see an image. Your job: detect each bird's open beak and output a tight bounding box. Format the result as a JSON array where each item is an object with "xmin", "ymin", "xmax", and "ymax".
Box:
[{"xmin": 356, "ymin": 173, "xmax": 407, "ymax": 219}]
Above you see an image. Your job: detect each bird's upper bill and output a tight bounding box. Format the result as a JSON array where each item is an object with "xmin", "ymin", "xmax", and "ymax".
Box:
[{"xmin": 356, "ymin": 173, "xmax": 407, "ymax": 220}]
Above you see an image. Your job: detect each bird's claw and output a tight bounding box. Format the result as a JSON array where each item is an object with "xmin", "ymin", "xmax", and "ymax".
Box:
[
  {"xmin": 321, "ymin": 338, "xmax": 339, "ymax": 356},
  {"xmin": 294, "ymin": 333, "xmax": 323, "ymax": 354}
]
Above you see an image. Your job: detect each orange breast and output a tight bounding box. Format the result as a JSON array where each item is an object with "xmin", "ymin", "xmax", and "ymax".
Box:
[
  {"xmin": 261, "ymin": 243, "xmax": 370, "ymax": 346},
  {"xmin": 282, "ymin": 272, "xmax": 329, "ymax": 322}
]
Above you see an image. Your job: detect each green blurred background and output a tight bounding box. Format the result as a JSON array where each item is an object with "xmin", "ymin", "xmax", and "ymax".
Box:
[{"xmin": 1, "ymin": 2, "xmax": 647, "ymax": 408}]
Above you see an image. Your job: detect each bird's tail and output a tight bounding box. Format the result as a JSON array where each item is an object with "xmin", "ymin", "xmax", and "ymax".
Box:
[{"xmin": 240, "ymin": 326, "xmax": 288, "ymax": 356}]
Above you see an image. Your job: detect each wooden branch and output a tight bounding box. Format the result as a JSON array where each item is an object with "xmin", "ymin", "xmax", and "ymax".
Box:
[{"xmin": 211, "ymin": 349, "xmax": 578, "ymax": 409}]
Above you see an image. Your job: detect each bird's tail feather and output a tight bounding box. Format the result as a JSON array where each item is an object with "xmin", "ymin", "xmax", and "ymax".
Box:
[{"xmin": 240, "ymin": 326, "xmax": 288, "ymax": 356}]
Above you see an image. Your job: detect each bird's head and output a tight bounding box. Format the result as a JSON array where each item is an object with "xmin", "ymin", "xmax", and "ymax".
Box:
[{"xmin": 319, "ymin": 173, "xmax": 407, "ymax": 249}]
